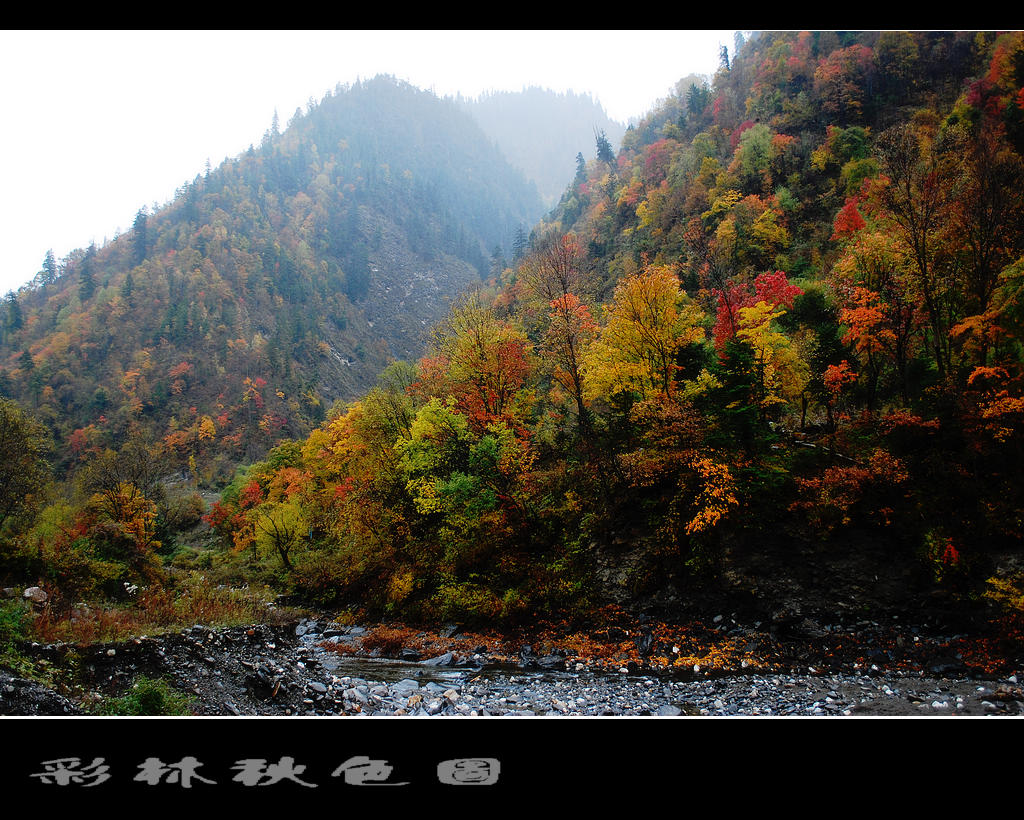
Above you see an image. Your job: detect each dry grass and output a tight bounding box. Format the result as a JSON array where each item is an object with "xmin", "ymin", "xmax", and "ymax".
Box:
[{"xmin": 30, "ymin": 574, "xmax": 280, "ymax": 645}]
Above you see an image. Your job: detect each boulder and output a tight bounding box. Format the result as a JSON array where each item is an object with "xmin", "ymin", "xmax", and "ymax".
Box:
[
  {"xmin": 422, "ymin": 651, "xmax": 456, "ymax": 666},
  {"xmin": 22, "ymin": 587, "xmax": 47, "ymax": 604}
]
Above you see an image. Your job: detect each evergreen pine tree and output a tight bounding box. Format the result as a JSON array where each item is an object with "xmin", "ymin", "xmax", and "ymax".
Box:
[
  {"xmin": 78, "ymin": 243, "xmax": 97, "ymax": 302},
  {"xmin": 574, "ymin": 151, "xmax": 587, "ymax": 185},
  {"xmin": 131, "ymin": 208, "xmax": 148, "ymax": 267},
  {"xmin": 595, "ymin": 129, "xmax": 615, "ymax": 165},
  {"xmin": 41, "ymin": 249, "xmax": 57, "ymax": 285},
  {"xmin": 5, "ymin": 293, "xmax": 22, "ymax": 332},
  {"xmin": 513, "ymin": 225, "xmax": 529, "ymax": 262}
]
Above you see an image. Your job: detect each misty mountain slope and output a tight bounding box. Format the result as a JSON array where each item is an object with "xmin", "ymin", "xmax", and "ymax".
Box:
[
  {"xmin": 460, "ymin": 87, "xmax": 627, "ymax": 206},
  {"xmin": 0, "ymin": 75, "xmax": 544, "ymax": 480}
]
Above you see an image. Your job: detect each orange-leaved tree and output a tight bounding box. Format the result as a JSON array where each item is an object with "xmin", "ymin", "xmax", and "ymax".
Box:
[{"xmin": 421, "ymin": 292, "xmax": 534, "ymax": 434}]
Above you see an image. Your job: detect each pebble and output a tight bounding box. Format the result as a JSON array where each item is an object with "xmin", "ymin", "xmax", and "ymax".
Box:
[
  {"xmin": 266, "ymin": 644, "xmax": 1024, "ymax": 717},
  {"xmin": 9, "ymin": 620, "xmax": 1021, "ymax": 719}
]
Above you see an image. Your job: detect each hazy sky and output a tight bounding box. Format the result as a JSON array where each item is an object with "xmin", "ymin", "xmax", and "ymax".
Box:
[{"xmin": 1, "ymin": 29, "xmax": 734, "ymax": 295}]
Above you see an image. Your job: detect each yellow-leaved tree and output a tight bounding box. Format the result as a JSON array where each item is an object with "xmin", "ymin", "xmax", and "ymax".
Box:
[
  {"xmin": 583, "ymin": 264, "xmax": 709, "ymax": 405},
  {"xmin": 735, "ymin": 299, "xmax": 810, "ymax": 416}
]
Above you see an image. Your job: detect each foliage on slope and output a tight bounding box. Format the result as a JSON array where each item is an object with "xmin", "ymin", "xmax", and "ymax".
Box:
[
  {"xmin": 5, "ymin": 34, "xmax": 1024, "ymax": 639},
  {"xmin": 0, "ymin": 76, "xmax": 543, "ymax": 483},
  {"xmin": 196, "ymin": 31, "xmax": 1024, "ymax": 626}
]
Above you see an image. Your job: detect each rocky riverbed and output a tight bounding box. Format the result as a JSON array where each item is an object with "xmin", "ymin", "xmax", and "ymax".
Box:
[{"xmin": 3, "ymin": 615, "xmax": 1022, "ymax": 718}]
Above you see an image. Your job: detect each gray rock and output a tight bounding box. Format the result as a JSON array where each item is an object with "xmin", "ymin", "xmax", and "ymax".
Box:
[
  {"xmin": 0, "ymin": 672, "xmax": 81, "ymax": 715},
  {"xmin": 928, "ymin": 656, "xmax": 967, "ymax": 676},
  {"xmin": 422, "ymin": 651, "xmax": 456, "ymax": 666},
  {"xmin": 22, "ymin": 586, "xmax": 47, "ymax": 604},
  {"xmin": 343, "ymin": 687, "xmax": 369, "ymax": 704},
  {"xmin": 792, "ymin": 618, "xmax": 828, "ymax": 640}
]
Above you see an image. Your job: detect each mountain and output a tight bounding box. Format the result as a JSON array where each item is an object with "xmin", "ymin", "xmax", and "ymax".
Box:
[
  {"xmin": 459, "ymin": 87, "xmax": 627, "ymax": 206},
  {"xmin": 187, "ymin": 31, "xmax": 1024, "ymax": 626},
  {"xmin": 4, "ymin": 32, "xmax": 1024, "ymax": 653},
  {"xmin": 0, "ymin": 75, "xmax": 545, "ymax": 481}
]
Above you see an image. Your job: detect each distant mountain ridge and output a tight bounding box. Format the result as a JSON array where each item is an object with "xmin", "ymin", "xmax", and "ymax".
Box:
[{"xmin": 459, "ymin": 87, "xmax": 627, "ymax": 206}]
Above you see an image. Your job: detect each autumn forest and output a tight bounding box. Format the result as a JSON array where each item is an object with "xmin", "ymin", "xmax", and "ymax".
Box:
[{"xmin": 2, "ymin": 31, "xmax": 1024, "ymax": 670}]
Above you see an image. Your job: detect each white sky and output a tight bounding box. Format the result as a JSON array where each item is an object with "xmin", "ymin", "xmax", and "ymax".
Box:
[{"xmin": 0, "ymin": 29, "xmax": 733, "ymax": 295}]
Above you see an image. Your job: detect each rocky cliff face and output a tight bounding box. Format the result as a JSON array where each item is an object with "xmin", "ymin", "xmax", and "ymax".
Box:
[{"xmin": 295, "ymin": 208, "xmax": 483, "ymax": 406}]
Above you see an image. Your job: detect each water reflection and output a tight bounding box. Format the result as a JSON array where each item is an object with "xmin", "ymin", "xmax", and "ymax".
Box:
[{"xmin": 314, "ymin": 650, "xmax": 624, "ymax": 689}]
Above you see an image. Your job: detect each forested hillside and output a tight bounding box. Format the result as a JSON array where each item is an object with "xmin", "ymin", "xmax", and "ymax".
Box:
[
  {"xmin": 3, "ymin": 33, "xmax": 1024, "ymax": 658},
  {"xmin": 0, "ymin": 76, "xmax": 543, "ymax": 482},
  {"xmin": 188, "ymin": 31, "xmax": 1024, "ymax": 627}
]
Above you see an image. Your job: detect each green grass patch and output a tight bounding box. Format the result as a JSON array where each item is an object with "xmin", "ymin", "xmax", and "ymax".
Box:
[{"xmin": 92, "ymin": 676, "xmax": 195, "ymax": 716}]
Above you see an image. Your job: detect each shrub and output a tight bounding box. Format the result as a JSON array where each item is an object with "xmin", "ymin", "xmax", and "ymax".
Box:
[
  {"xmin": 162, "ymin": 491, "xmax": 207, "ymax": 531},
  {"xmin": 428, "ymin": 581, "xmax": 502, "ymax": 623},
  {"xmin": 985, "ymin": 572, "xmax": 1024, "ymax": 647},
  {"xmin": 921, "ymin": 528, "xmax": 966, "ymax": 586},
  {"xmin": 0, "ymin": 598, "xmax": 30, "ymax": 654},
  {"xmin": 94, "ymin": 676, "xmax": 195, "ymax": 716},
  {"xmin": 361, "ymin": 625, "xmax": 418, "ymax": 656}
]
